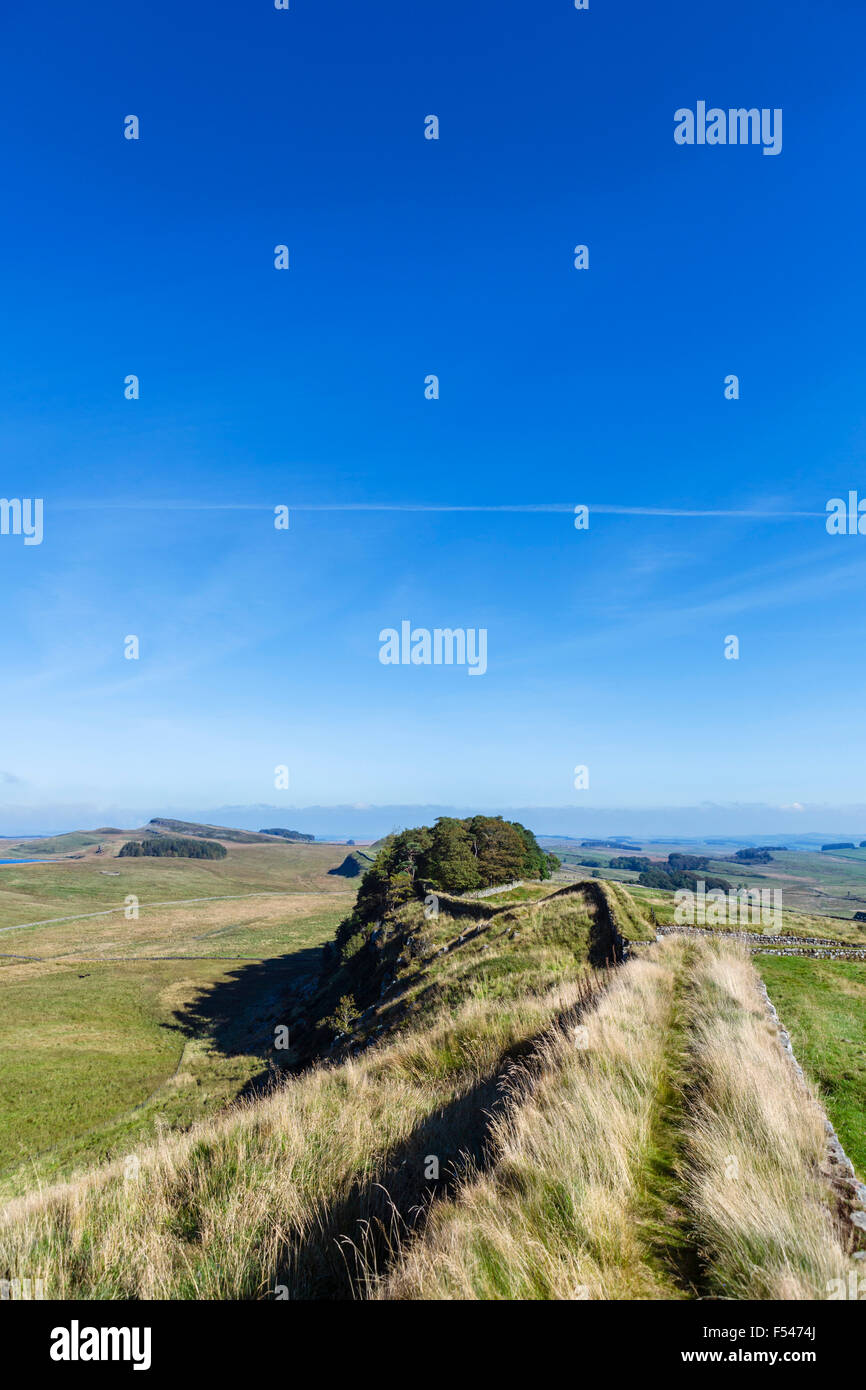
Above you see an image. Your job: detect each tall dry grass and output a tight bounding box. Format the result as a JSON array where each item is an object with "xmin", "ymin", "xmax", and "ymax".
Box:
[
  {"xmin": 380, "ymin": 937, "xmax": 858, "ymax": 1300},
  {"xmin": 380, "ymin": 941, "xmax": 686, "ymax": 1299},
  {"xmin": 0, "ymin": 952, "xmax": 598, "ymax": 1298},
  {"xmin": 683, "ymin": 942, "xmax": 853, "ymax": 1299},
  {"xmin": 2, "ymin": 905, "xmax": 855, "ymax": 1302}
]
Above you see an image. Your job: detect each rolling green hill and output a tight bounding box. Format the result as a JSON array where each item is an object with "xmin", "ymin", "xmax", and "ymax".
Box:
[
  {"xmin": 1, "ymin": 817, "xmax": 310, "ymax": 859},
  {"xmin": 0, "ymin": 862, "xmax": 860, "ymax": 1300},
  {"xmin": 145, "ymin": 819, "xmax": 280, "ymax": 844},
  {"xmin": 0, "ymin": 829, "xmax": 125, "ymax": 857}
]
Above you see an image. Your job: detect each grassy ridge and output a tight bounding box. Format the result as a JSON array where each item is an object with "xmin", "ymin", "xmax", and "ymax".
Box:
[
  {"xmin": 0, "ymin": 890, "xmax": 603, "ymax": 1297},
  {"xmin": 0, "ymin": 883, "xmax": 859, "ymax": 1299},
  {"xmin": 379, "ymin": 937, "xmax": 857, "ymax": 1300},
  {"xmin": 382, "ymin": 940, "xmax": 690, "ymax": 1299}
]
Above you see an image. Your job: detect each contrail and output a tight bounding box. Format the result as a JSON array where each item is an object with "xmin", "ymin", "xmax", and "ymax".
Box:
[{"xmin": 53, "ymin": 501, "xmax": 823, "ymax": 518}]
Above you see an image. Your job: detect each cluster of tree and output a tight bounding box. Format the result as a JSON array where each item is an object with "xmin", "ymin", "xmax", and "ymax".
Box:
[
  {"xmin": 822, "ymin": 843, "xmax": 856, "ymax": 852},
  {"xmin": 639, "ymin": 866, "xmax": 732, "ymax": 893},
  {"xmin": 609, "ymin": 856, "xmax": 652, "ymax": 871},
  {"xmin": 118, "ymin": 836, "xmax": 227, "ymax": 860},
  {"xmin": 634, "ymin": 853, "xmax": 729, "ymax": 893},
  {"xmin": 259, "ymin": 828, "xmax": 315, "ymax": 842},
  {"xmin": 350, "ymin": 816, "xmax": 559, "ymax": 922},
  {"xmin": 667, "ymin": 853, "xmax": 711, "ymax": 871},
  {"xmin": 732, "ymin": 848, "xmax": 774, "ymax": 864}
]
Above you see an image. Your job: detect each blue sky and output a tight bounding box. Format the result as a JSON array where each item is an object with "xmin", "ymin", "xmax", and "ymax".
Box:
[{"xmin": 2, "ymin": 0, "xmax": 866, "ymax": 835}]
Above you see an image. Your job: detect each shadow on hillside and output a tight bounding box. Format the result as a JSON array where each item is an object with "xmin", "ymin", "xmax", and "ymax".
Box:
[
  {"xmin": 167, "ymin": 945, "xmax": 325, "ymax": 1095},
  {"xmin": 269, "ymin": 977, "xmax": 601, "ymax": 1300},
  {"xmin": 271, "ymin": 1060, "xmax": 516, "ymax": 1299}
]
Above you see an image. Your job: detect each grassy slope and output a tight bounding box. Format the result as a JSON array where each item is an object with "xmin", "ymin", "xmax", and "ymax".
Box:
[
  {"xmin": 383, "ymin": 939, "xmax": 691, "ymax": 1300},
  {"xmin": 0, "ymin": 842, "xmax": 349, "ymax": 931},
  {"xmin": 597, "ymin": 878, "xmax": 657, "ymax": 941},
  {"xmin": 0, "ymin": 842, "xmax": 351, "ymax": 1196},
  {"xmin": 0, "ymin": 883, "xmax": 859, "ymax": 1300},
  {"xmin": 758, "ymin": 955, "xmax": 866, "ymax": 1177},
  {"xmin": 683, "ymin": 946, "xmax": 857, "ymax": 1299},
  {"xmin": 0, "ymin": 831, "xmax": 117, "ymax": 856},
  {"xmin": 0, "ymin": 903, "xmax": 347, "ymax": 1195},
  {"xmin": 382, "ymin": 937, "xmax": 857, "ymax": 1301},
  {"xmin": 0, "ymin": 961, "xmax": 213, "ymax": 1167},
  {"xmin": 0, "ymin": 889, "xmax": 604, "ymax": 1297}
]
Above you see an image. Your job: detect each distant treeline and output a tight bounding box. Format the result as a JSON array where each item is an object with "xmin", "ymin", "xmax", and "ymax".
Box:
[
  {"xmin": 640, "ymin": 868, "xmax": 732, "ymax": 892},
  {"xmin": 821, "ymin": 842, "xmax": 861, "ymax": 852},
  {"xmin": 612, "ymin": 848, "xmax": 788, "ymax": 871},
  {"xmin": 119, "ymin": 836, "xmax": 227, "ymax": 860},
  {"xmin": 580, "ymin": 839, "xmax": 641, "ymax": 850},
  {"xmin": 259, "ymin": 828, "xmax": 315, "ymax": 842}
]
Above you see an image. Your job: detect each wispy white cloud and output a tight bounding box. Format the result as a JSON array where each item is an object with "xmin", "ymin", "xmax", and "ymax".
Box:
[{"xmin": 54, "ymin": 500, "xmax": 825, "ymax": 518}]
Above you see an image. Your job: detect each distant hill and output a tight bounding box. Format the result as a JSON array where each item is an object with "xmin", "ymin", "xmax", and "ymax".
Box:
[
  {"xmin": 0, "ymin": 829, "xmax": 127, "ymax": 856},
  {"xmin": 144, "ymin": 818, "xmax": 276, "ymax": 844},
  {"xmin": 0, "ymin": 817, "xmax": 316, "ymax": 858},
  {"xmin": 258, "ymin": 828, "xmax": 315, "ymax": 843}
]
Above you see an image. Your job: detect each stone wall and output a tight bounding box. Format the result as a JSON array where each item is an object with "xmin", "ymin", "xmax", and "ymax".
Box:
[
  {"xmin": 758, "ymin": 979, "xmax": 866, "ymax": 1255},
  {"xmin": 656, "ymin": 923, "xmax": 866, "ymax": 960},
  {"xmin": 427, "ymin": 880, "xmax": 626, "ymax": 964},
  {"xmin": 463, "ymin": 879, "xmax": 525, "ymax": 900}
]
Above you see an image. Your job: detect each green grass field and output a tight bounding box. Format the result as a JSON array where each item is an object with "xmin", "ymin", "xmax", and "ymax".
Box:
[
  {"xmin": 0, "ymin": 841, "xmax": 350, "ymax": 931},
  {"xmin": 0, "ymin": 840, "xmax": 354, "ymax": 1196},
  {"xmin": 2, "ymin": 832, "xmax": 864, "ymax": 1296},
  {"xmin": 758, "ymin": 955, "xmax": 866, "ymax": 1177}
]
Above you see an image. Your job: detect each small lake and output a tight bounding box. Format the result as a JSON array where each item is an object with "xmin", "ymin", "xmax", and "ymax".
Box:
[{"xmin": 0, "ymin": 858, "xmax": 53, "ymax": 865}]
